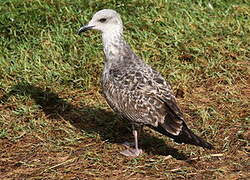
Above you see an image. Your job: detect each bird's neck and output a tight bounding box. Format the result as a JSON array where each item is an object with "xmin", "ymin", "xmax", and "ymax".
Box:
[{"xmin": 102, "ymin": 30, "xmax": 127, "ymax": 61}]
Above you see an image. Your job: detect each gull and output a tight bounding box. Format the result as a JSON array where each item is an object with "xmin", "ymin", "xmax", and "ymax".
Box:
[{"xmin": 78, "ymin": 9, "xmax": 214, "ymax": 157}]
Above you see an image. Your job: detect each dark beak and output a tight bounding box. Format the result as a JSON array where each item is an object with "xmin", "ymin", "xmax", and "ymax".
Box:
[{"xmin": 78, "ymin": 25, "xmax": 95, "ymax": 34}]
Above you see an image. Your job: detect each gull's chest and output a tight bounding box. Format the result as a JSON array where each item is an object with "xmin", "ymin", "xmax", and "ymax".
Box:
[{"xmin": 102, "ymin": 63, "xmax": 149, "ymax": 93}]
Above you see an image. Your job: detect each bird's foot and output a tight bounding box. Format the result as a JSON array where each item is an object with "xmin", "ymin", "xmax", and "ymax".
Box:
[
  {"xmin": 121, "ymin": 141, "xmax": 135, "ymax": 148},
  {"xmin": 120, "ymin": 148, "xmax": 143, "ymax": 157}
]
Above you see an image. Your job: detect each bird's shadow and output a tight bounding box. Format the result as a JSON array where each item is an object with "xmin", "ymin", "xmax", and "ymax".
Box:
[{"xmin": 0, "ymin": 82, "xmax": 189, "ymax": 161}]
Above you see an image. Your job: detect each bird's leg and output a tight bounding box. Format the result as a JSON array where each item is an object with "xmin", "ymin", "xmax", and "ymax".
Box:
[
  {"xmin": 133, "ymin": 128, "xmax": 140, "ymax": 153},
  {"xmin": 122, "ymin": 125, "xmax": 142, "ymax": 148},
  {"xmin": 120, "ymin": 124, "xmax": 143, "ymax": 157}
]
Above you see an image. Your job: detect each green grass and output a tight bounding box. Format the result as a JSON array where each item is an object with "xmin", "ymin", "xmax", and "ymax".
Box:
[{"xmin": 0, "ymin": 0, "xmax": 249, "ymax": 179}]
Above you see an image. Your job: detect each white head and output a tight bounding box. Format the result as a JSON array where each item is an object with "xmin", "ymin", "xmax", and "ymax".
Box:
[{"xmin": 78, "ymin": 9, "xmax": 123, "ymax": 35}]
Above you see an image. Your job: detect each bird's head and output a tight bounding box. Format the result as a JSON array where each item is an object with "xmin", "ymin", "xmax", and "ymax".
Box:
[{"xmin": 78, "ymin": 9, "xmax": 123, "ymax": 35}]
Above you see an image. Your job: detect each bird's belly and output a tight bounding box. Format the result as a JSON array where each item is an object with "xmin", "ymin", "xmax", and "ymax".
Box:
[{"xmin": 101, "ymin": 79, "xmax": 120, "ymax": 112}]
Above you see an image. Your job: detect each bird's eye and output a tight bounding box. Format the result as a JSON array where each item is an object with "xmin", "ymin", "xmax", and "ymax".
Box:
[{"xmin": 99, "ymin": 18, "xmax": 107, "ymax": 23}]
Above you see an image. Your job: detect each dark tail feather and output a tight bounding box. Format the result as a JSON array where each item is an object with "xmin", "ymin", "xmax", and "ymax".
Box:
[{"xmin": 150, "ymin": 123, "xmax": 214, "ymax": 149}]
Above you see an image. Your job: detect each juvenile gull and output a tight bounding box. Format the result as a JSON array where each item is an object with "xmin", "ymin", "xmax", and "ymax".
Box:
[{"xmin": 78, "ymin": 9, "xmax": 214, "ymax": 157}]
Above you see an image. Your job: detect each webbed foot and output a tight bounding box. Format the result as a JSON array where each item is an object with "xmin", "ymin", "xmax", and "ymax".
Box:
[
  {"xmin": 121, "ymin": 141, "xmax": 135, "ymax": 148},
  {"xmin": 120, "ymin": 148, "xmax": 143, "ymax": 157}
]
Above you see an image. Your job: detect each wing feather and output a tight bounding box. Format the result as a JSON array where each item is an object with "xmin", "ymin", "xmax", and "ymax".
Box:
[{"xmin": 102, "ymin": 63, "xmax": 185, "ymax": 136}]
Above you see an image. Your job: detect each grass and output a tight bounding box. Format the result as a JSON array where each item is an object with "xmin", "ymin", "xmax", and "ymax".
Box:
[{"xmin": 0, "ymin": 0, "xmax": 249, "ymax": 179}]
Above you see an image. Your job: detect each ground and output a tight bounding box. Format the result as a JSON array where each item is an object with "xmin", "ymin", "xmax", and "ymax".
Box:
[{"xmin": 0, "ymin": 0, "xmax": 249, "ymax": 179}]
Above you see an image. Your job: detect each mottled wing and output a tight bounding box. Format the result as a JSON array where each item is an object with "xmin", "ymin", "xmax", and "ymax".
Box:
[{"xmin": 102, "ymin": 62, "xmax": 184, "ymax": 136}]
